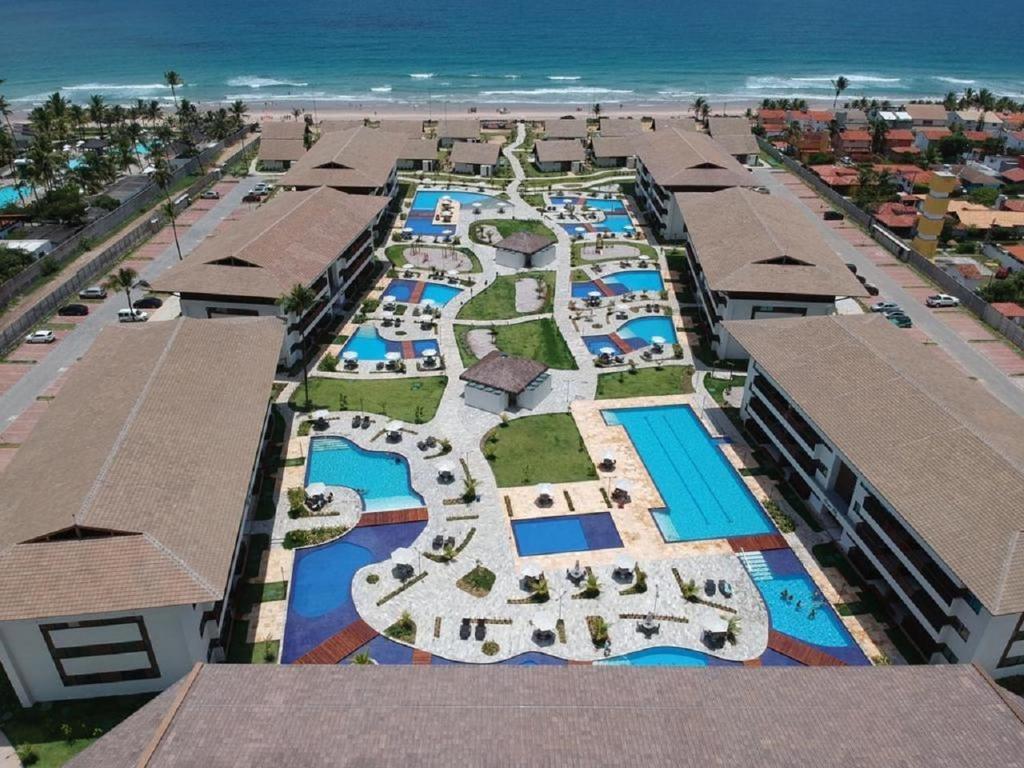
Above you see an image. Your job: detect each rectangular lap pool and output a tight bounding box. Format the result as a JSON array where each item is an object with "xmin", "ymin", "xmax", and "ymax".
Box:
[
  {"xmin": 512, "ymin": 512, "xmax": 622, "ymax": 556},
  {"xmin": 603, "ymin": 404, "xmax": 773, "ymax": 542}
]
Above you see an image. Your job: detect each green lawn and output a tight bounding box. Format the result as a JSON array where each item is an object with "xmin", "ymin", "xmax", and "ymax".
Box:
[
  {"xmin": 703, "ymin": 373, "xmax": 747, "ymax": 405},
  {"xmin": 468, "ymin": 218, "xmax": 555, "ymax": 245},
  {"xmin": 483, "ymin": 413, "xmax": 598, "ymax": 487},
  {"xmin": 596, "ymin": 365, "xmax": 695, "ymax": 399},
  {"xmin": 456, "ymin": 271, "xmax": 556, "ymax": 320},
  {"xmin": 384, "ymin": 244, "xmax": 482, "ymax": 273},
  {"xmin": 455, "ymin": 318, "xmax": 576, "ymax": 370},
  {"xmin": 0, "ymin": 666, "xmax": 151, "ymax": 767},
  {"xmin": 290, "ymin": 376, "xmax": 448, "ymax": 422},
  {"xmin": 571, "ymin": 239, "xmax": 657, "ymax": 265}
]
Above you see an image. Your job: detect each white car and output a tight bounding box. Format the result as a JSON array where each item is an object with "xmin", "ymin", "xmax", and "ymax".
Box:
[
  {"xmin": 118, "ymin": 308, "xmax": 149, "ymax": 323},
  {"xmin": 870, "ymin": 301, "xmax": 899, "ymax": 313},
  {"xmin": 926, "ymin": 294, "xmax": 960, "ymax": 308},
  {"xmin": 25, "ymin": 330, "xmax": 55, "ymax": 344}
]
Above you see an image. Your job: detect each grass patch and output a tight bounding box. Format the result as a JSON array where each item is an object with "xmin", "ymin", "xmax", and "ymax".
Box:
[
  {"xmin": 703, "ymin": 373, "xmax": 746, "ymax": 405},
  {"xmin": 596, "ymin": 365, "xmax": 694, "ymax": 399},
  {"xmin": 483, "ymin": 413, "xmax": 597, "ymax": 487},
  {"xmin": 226, "ymin": 618, "xmax": 280, "ymax": 664},
  {"xmin": 456, "ymin": 318, "xmax": 576, "ymax": 370},
  {"xmin": 457, "ymin": 271, "xmax": 555, "ymax": 320},
  {"xmin": 385, "ymin": 244, "xmax": 482, "ymax": 273},
  {"xmin": 468, "ymin": 218, "xmax": 555, "ymax": 244},
  {"xmin": 456, "ymin": 564, "xmax": 496, "ymax": 597},
  {"xmin": 289, "ymin": 376, "xmax": 447, "ymax": 422},
  {"xmin": 283, "ymin": 526, "xmax": 348, "ymax": 549}
]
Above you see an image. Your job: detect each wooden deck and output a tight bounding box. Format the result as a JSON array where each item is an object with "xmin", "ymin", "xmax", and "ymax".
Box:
[
  {"xmin": 408, "ymin": 282, "xmax": 426, "ymax": 304},
  {"xmin": 294, "ymin": 618, "xmax": 378, "ymax": 665},
  {"xmin": 411, "ymin": 649, "xmax": 433, "ymax": 665},
  {"xmin": 401, "ymin": 340, "xmax": 416, "ymax": 359},
  {"xmin": 593, "ymin": 278, "xmax": 617, "ymax": 297},
  {"xmin": 767, "ymin": 630, "xmax": 846, "ymax": 667},
  {"xmin": 727, "ymin": 533, "xmax": 789, "ymax": 553},
  {"xmin": 608, "ymin": 332, "xmax": 633, "ymax": 355},
  {"xmin": 355, "ymin": 508, "xmax": 429, "ymax": 528}
]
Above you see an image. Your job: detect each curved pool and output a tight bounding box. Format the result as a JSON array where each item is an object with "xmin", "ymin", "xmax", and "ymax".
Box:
[
  {"xmin": 407, "ymin": 189, "xmax": 502, "ymax": 236},
  {"xmin": 340, "ymin": 326, "xmax": 439, "ymax": 361},
  {"xmin": 572, "ymin": 269, "xmax": 663, "ymax": 298},
  {"xmin": 583, "ymin": 315, "xmax": 677, "ymax": 355},
  {"xmin": 306, "ymin": 436, "xmax": 425, "ymax": 512},
  {"xmin": 598, "ymin": 647, "xmax": 742, "ymax": 666},
  {"xmin": 291, "ymin": 540, "xmax": 374, "ymax": 618}
]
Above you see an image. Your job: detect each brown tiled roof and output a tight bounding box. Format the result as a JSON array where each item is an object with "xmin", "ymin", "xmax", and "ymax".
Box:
[
  {"xmin": 377, "ymin": 119, "xmax": 425, "ymax": 136},
  {"xmin": 460, "ymin": 351, "xmax": 547, "ymax": 394},
  {"xmin": 905, "ymin": 103, "xmax": 949, "ymax": 122},
  {"xmin": 152, "ymin": 188, "xmax": 386, "ymax": 300},
  {"xmin": 282, "ymin": 126, "xmax": 405, "ymax": 190},
  {"xmin": 0, "ymin": 318, "xmax": 282, "ymax": 620},
  {"xmin": 708, "ymin": 116, "xmax": 753, "ymax": 137},
  {"xmin": 450, "ymin": 140, "xmax": 500, "ymax": 166},
  {"xmin": 677, "ymin": 187, "xmax": 866, "ymax": 298},
  {"xmin": 258, "ymin": 121, "xmax": 306, "ymax": 141},
  {"xmin": 658, "ymin": 118, "xmax": 699, "ymax": 133},
  {"xmin": 591, "ymin": 135, "xmax": 639, "ymax": 159},
  {"xmin": 494, "ymin": 231, "xmax": 555, "ymax": 255},
  {"xmin": 434, "ymin": 119, "xmax": 480, "ymax": 140},
  {"xmin": 543, "ymin": 118, "xmax": 588, "ymax": 139},
  {"xmin": 69, "ymin": 664, "xmax": 1024, "ymax": 768},
  {"xmin": 637, "ymin": 127, "xmax": 753, "ymax": 189},
  {"xmin": 599, "ymin": 117, "xmax": 645, "ymax": 136},
  {"xmin": 258, "ymin": 138, "xmax": 306, "ymax": 162},
  {"xmin": 318, "ymin": 119, "xmax": 364, "ymax": 134},
  {"xmin": 400, "ymin": 138, "xmax": 439, "ymax": 161},
  {"xmin": 534, "ymin": 139, "xmax": 585, "ymax": 163},
  {"xmin": 712, "ymin": 133, "xmax": 758, "ymax": 158},
  {"xmin": 726, "ymin": 314, "xmax": 1024, "ymax": 614}
]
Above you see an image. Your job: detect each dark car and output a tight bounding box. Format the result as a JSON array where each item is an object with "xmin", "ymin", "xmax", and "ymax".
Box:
[
  {"xmin": 863, "ymin": 281, "xmax": 880, "ymax": 296},
  {"xmin": 58, "ymin": 303, "xmax": 89, "ymax": 316},
  {"xmin": 133, "ymin": 296, "xmax": 163, "ymax": 310},
  {"xmin": 823, "ymin": 210, "xmax": 844, "ymax": 221}
]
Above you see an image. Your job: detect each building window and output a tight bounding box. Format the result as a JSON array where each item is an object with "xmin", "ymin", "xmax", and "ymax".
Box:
[
  {"xmin": 39, "ymin": 616, "xmax": 161, "ymax": 688},
  {"xmin": 939, "ymin": 645, "xmax": 958, "ymax": 664},
  {"xmin": 964, "ymin": 592, "xmax": 983, "ymax": 615},
  {"xmin": 750, "ymin": 306, "xmax": 808, "ymax": 319},
  {"xmin": 950, "ymin": 616, "xmax": 970, "ymax": 643},
  {"xmin": 998, "ymin": 655, "xmax": 1024, "ymax": 669}
]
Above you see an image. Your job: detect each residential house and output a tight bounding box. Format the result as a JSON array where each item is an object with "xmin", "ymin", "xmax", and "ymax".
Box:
[
  {"xmin": 914, "ymin": 128, "xmax": 952, "ymax": 153},
  {"xmin": 397, "ymin": 138, "xmax": 439, "ymax": 172},
  {"xmin": 632, "ymin": 127, "xmax": 754, "ymax": 240},
  {"xmin": 450, "ymin": 141, "xmax": 501, "ymax": 176},
  {"xmin": 728, "ymin": 313, "xmax": 1024, "ymax": 675},
  {"xmin": 883, "ymin": 129, "xmax": 917, "ymax": 155},
  {"xmin": 951, "ymin": 206, "xmax": 1024, "ymax": 233},
  {"xmin": 434, "ymin": 119, "xmax": 480, "ymax": 147},
  {"xmin": 787, "ymin": 110, "xmax": 834, "ymax": 133},
  {"xmin": 1002, "ymin": 166, "xmax": 1024, "ymax": 185},
  {"xmin": 756, "ymin": 109, "xmax": 787, "ymax": 137},
  {"xmin": 1008, "ymin": 131, "xmax": 1024, "ymax": 152},
  {"xmin": 590, "ymin": 136, "xmax": 638, "ymax": 168},
  {"xmin": 707, "ymin": 116, "xmax": 758, "ymax": 164},
  {"xmin": 152, "ymin": 188, "xmax": 386, "ymax": 366},
  {"xmin": 836, "ymin": 108, "xmax": 869, "ymax": 129},
  {"xmin": 533, "ymin": 139, "xmax": 586, "ymax": 173},
  {"xmin": 677, "ymin": 187, "xmax": 865, "ymax": 360},
  {"xmin": 257, "ymin": 121, "xmax": 307, "ymax": 171},
  {"xmin": 950, "ymin": 110, "xmax": 1004, "ymax": 135},
  {"xmin": 992, "ymin": 302, "xmax": 1024, "ymax": 326},
  {"xmin": 0, "ymin": 317, "xmax": 282, "ymax": 705},
  {"xmin": 874, "ymin": 200, "xmax": 919, "ymax": 236},
  {"xmin": 811, "ymin": 164, "xmax": 861, "ymax": 194},
  {"xmin": 877, "ymin": 110, "xmax": 913, "ymax": 129},
  {"xmin": 836, "ymin": 130, "xmax": 872, "ymax": 161},
  {"xmin": 958, "ymin": 165, "xmax": 1003, "ymax": 190},
  {"xmin": 789, "ymin": 131, "xmax": 831, "ymax": 162},
  {"xmin": 904, "ymin": 103, "xmax": 950, "ymax": 127},
  {"xmin": 542, "ymin": 118, "xmax": 588, "ymax": 140},
  {"xmin": 460, "ymin": 352, "xmax": 551, "ymax": 413}
]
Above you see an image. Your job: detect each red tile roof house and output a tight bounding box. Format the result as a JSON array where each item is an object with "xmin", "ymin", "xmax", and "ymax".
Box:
[
  {"xmin": 874, "ymin": 201, "xmax": 919, "ymax": 235},
  {"xmin": 790, "ymin": 131, "xmax": 832, "ymax": 161},
  {"xmin": 787, "ymin": 110, "xmax": 834, "ymax": 132},
  {"xmin": 992, "ymin": 302, "xmax": 1024, "ymax": 326},
  {"xmin": 1001, "ymin": 166, "xmax": 1024, "ymax": 185},
  {"xmin": 811, "ymin": 164, "xmax": 861, "ymax": 194},
  {"xmin": 1006, "ymin": 130, "xmax": 1024, "ymax": 153},
  {"xmin": 914, "ymin": 127, "xmax": 951, "ymax": 151},
  {"xmin": 836, "ymin": 130, "xmax": 872, "ymax": 161},
  {"xmin": 883, "ymin": 129, "xmax": 916, "ymax": 153},
  {"xmin": 757, "ymin": 109, "xmax": 787, "ymax": 136}
]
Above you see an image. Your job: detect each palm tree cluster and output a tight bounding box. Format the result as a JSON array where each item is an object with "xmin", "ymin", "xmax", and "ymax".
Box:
[
  {"xmin": 758, "ymin": 97, "xmax": 810, "ymax": 112},
  {"xmin": 691, "ymin": 96, "xmax": 711, "ymax": 122}
]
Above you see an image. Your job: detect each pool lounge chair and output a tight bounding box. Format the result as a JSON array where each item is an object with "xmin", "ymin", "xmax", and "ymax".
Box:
[
  {"xmin": 361, "ymin": 416, "xmax": 371, "ymax": 429},
  {"xmin": 475, "ymin": 620, "xmax": 487, "ymax": 641},
  {"xmin": 351, "ymin": 415, "xmax": 362, "ymax": 428},
  {"xmin": 459, "ymin": 618, "xmax": 472, "ymax": 640},
  {"xmin": 432, "ymin": 535, "xmax": 444, "ymax": 550},
  {"xmin": 719, "ymin": 580, "xmax": 733, "ymax": 598}
]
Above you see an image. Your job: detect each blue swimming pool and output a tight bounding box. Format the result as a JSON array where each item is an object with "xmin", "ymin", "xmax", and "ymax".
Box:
[
  {"xmin": 552, "ymin": 195, "xmax": 635, "ymax": 235},
  {"xmin": 306, "ymin": 436, "xmax": 425, "ymax": 512},
  {"xmin": 383, "ymin": 278, "xmax": 462, "ymax": 306},
  {"xmin": 291, "ymin": 541, "xmax": 374, "ymax": 618},
  {"xmin": 511, "ymin": 512, "xmax": 622, "ymax": 557},
  {"xmin": 0, "ymin": 186, "xmax": 31, "ymax": 208},
  {"xmin": 599, "ymin": 647, "xmax": 743, "ymax": 667},
  {"xmin": 339, "ymin": 326, "xmax": 439, "ymax": 361},
  {"xmin": 583, "ymin": 315, "xmax": 677, "ymax": 356},
  {"xmin": 572, "ymin": 269, "xmax": 663, "ymax": 299},
  {"xmin": 406, "ymin": 189, "xmax": 502, "ymax": 236},
  {"xmin": 603, "ymin": 404, "xmax": 773, "ymax": 542}
]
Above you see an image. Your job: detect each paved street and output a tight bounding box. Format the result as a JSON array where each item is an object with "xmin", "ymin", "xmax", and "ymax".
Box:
[{"xmin": 753, "ymin": 166, "xmax": 1024, "ymax": 415}]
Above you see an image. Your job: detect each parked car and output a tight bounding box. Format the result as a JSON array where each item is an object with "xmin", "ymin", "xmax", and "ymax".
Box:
[
  {"xmin": 871, "ymin": 301, "xmax": 899, "ymax": 313},
  {"xmin": 926, "ymin": 294, "xmax": 960, "ymax": 308},
  {"xmin": 883, "ymin": 308, "xmax": 909, "ymax": 319},
  {"xmin": 118, "ymin": 308, "xmax": 149, "ymax": 323},
  {"xmin": 200, "ymin": 189, "xmax": 220, "ymax": 200},
  {"xmin": 78, "ymin": 285, "xmax": 107, "ymax": 300},
  {"xmin": 25, "ymin": 330, "xmax": 55, "ymax": 344},
  {"xmin": 133, "ymin": 296, "xmax": 163, "ymax": 310},
  {"xmin": 824, "ymin": 210, "xmax": 844, "ymax": 221},
  {"xmin": 863, "ymin": 282, "xmax": 879, "ymax": 296},
  {"xmin": 888, "ymin": 314, "xmax": 913, "ymax": 328},
  {"xmin": 57, "ymin": 303, "xmax": 89, "ymax": 316}
]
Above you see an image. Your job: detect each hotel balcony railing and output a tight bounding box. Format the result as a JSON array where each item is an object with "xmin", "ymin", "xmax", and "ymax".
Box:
[
  {"xmin": 340, "ymin": 250, "xmax": 374, "ymax": 286},
  {"xmin": 748, "ymin": 398, "xmax": 817, "ymax": 476},
  {"xmin": 750, "ymin": 382, "xmax": 822, "ymax": 455},
  {"xmin": 339, "ymin": 231, "xmax": 373, "ymax": 266},
  {"xmin": 751, "ymin": 377, "xmax": 823, "ymax": 448}
]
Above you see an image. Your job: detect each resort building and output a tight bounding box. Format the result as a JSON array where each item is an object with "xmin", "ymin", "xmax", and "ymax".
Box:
[
  {"xmin": 460, "ymin": 351, "xmax": 551, "ymax": 413},
  {"xmin": 281, "ymin": 126, "xmax": 405, "ymax": 201},
  {"xmin": 533, "ymin": 139, "xmax": 586, "ymax": 173},
  {"xmin": 950, "ymin": 109, "xmax": 1003, "ymax": 135},
  {"xmin": 257, "ymin": 121, "xmax": 307, "ymax": 171},
  {"xmin": 398, "ymin": 138, "xmax": 439, "ymax": 172},
  {"xmin": 707, "ymin": 117, "xmax": 758, "ymax": 164},
  {"xmin": 590, "ymin": 136, "xmax": 638, "ymax": 168},
  {"xmin": 678, "ymin": 187, "xmax": 865, "ymax": 360},
  {"xmin": 0, "ymin": 318, "xmax": 282, "ymax": 706},
  {"xmin": 905, "ymin": 103, "xmax": 950, "ymax": 127},
  {"xmin": 836, "ymin": 108, "xmax": 870, "ymax": 129},
  {"xmin": 542, "ymin": 118, "xmax": 588, "ymax": 140},
  {"xmin": 633, "ymin": 127, "xmax": 754, "ymax": 240},
  {"xmin": 728, "ymin": 314, "xmax": 1024, "ymax": 676},
  {"xmin": 434, "ymin": 119, "xmax": 480, "ymax": 147},
  {"xmin": 493, "ymin": 232, "xmax": 556, "ymax": 269},
  {"xmin": 656, "ymin": 118, "xmax": 699, "ymax": 133},
  {"xmin": 152, "ymin": 188, "xmax": 386, "ymax": 366},
  {"xmin": 450, "ymin": 141, "xmax": 501, "ymax": 177},
  {"xmin": 69, "ymin": 664, "xmax": 1024, "ymax": 767},
  {"xmin": 598, "ymin": 117, "xmax": 646, "ymax": 137}
]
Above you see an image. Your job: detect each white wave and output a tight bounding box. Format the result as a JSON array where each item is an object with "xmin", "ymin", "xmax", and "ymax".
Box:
[
  {"xmin": 547, "ymin": 75, "xmax": 582, "ymax": 81},
  {"xmin": 60, "ymin": 82, "xmax": 170, "ymax": 92},
  {"xmin": 371, "ymin": 85, "xmax": 393, "ymax": 92},
  {"xmin": 657, "ymin": 89, "xmax": 696, "ymax": 98},
  {"xmin": 480, "ymin": 87, "xmax": 633, "ymax": 96},
  {"xmin": 409, "ymin": 73, "xmax": 436, "ymax": 79},
  {"xmin": 934, "ymin": 76, "xmax": 976, "ymax": 85},
  {"xmin": 223, "ymin": 90, "xmax": 396, "ymax": 103},
  {"xmin": 745, "ymin": 74, "xmax": 902, "ymax": 90},
  {"xmin": 226, "ymin": 76, "xmax": 308, "ymax": 89},
  {"xmin": 503, "ymin": 74, "xmax": 520, "ymax": 80}
]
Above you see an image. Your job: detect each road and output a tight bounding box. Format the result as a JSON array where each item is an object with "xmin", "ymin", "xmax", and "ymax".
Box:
[
  {"xmin": 752, "ymin": 166, "xmax": 1024, "ymax": 415},
  {"xmin": 0, "ymin": 177, "xmax": 266, "ymax": 431}
]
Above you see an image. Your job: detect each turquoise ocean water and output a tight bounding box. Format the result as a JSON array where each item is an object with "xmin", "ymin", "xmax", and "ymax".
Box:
[{"xmin": 3, "ymin": 0, "xmax": 1022, "ymax": 108}]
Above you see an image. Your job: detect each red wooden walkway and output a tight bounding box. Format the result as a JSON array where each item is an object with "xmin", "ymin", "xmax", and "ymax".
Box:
[
  {"xmin": 592, "ymin": 278, "xmax": 617, "ymax": 297},
  {"xmin": 727, "ymin": 533, "xmax": 789, "ymax": 553},
  {"xmin": 412, "ymin": 649, "xmax": 433, "ymax": 665},
  {"xmin": 767, "ymin": 630, "xmax": 846, "ymax": 667},
  {"xmin": 355, "ymin": 508, "xmax": 429, "ymax": 528},
  {"xmin": 608, "ymin": 333, "xmax": 633, "ymax": 355},
  {"xmin": 294, "ymin": 618, "xmax": 378, "ymax": 665},
  {"xmin": 408, "ymin": 282, "xmax": 426, "ymax": 304},
  {"xmin": 401, "ymin": 340, "xmax": 416, "ymax": 359}
]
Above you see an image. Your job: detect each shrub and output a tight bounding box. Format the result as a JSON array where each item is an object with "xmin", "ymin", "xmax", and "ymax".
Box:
[
  {"xmin": 318, "ymin": 353, "xmax": 338, "ymax": 372},
  {"xmin": 39, "ymin": 257, "xmax": 60, "ymax": 276},
  {"xmin": 283, "ymin": 526, "xmax": 347, "ymax": 549},
  {"xmin": 366, "ymin": 573, "xmax": 380, "ymax": 584},
  {"xmin": 17, "ymin": 745, "xmax": 39, "ymax": 765},
  {"xmin": 482, "ymin": 640, "xmax": 500, "ymax": 656},
  {"xmin": 362, "ymin": 298, "xmax": 380, "ymax": 313},
  {"xmin": 92, "ymin": 194, "xmax": 121, "ymax": 211},
  {"xmin": 581, "ymin": 572, "xmax": 600, "ymax": 598},
  {"xmin": 286, "ymin": 487, "xmax": 306, "ymax": 517},
  {"xmin": 587, "ymin": 615, "xmax": 609, "ymax": 647}
]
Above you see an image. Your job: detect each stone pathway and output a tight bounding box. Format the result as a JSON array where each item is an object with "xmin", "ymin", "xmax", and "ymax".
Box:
[
  {"xmin": 466, "ymin": 328, "xmax": 497, "ymax": 358},
  {"xmin": 513, "ymin": 277, "xmax": 544, "ymax": 313}
]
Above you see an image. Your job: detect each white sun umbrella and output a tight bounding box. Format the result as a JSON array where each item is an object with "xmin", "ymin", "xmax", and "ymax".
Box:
[
  {"xmin": 385, "ymin": 419, "xmax": 403, "ymax": 433},
  {"xmin": 602, "ymin": 448, "xmax": 617, "ymax": 464},
  {"xmin": 651, "ymin": 335, "xmax": 666, "ymax": 348},
  {"xmin": 312, "ymin": 409, "xmax": 329, "ymax": 422},
  {"xmin": 446, "ymin": 268, "xmax": 459, "ymax": 278},
  {"xmin": 422, "ymin": 348, "xmax": 438, "ymax": 358},
  {"xmin": 385, "ymin": 351, "xmax": 402, "ymax": 363},
  {"xmin": 521, "ymin": 563, "xmax": 544, "ymax": 580},
  {"xmin": 472, "ymin": 201, "xmax": 482, "ymax": 209},
  {"xmin": 402, "ymin": 227, "xmax": 413, "ymax": 235},
  {"xmin": 381, "ymin": 295, "xmax": 397, "ymax": 306},
  {"xmin": 599, "ymin": 346, "xmax": 615, "ymax": 357},
  {"xmin": 574, "ymin": 226, "xmax": 586, "ymax": 234},
  {"xmin": 705, "ymin": 615, "xmax": 729, "ymax": 635},
  {"xmin": 438, "ymin": 461, "xmax": 456, "ymax": 478},
  {"xmin": 615, "ymin": 553, "xmax": 637, "ymax": 573},
  {"xmin": 533, "ymin": 611, "xmax": 557, "ymax": 634},
  {"xmin": 421, "ymin": 297, "xmax": 437, "ymax": 308},
  {"xmin": 392, "ymin": 547, "xmax": 417, "ymax": 568},
  {"xmin": 305, "ymin": 482, "xmax": 327, "ymax": 499},
  {"xmin": 342, "ymin": 350, "xmax": 359, "ymax": 361},
  {"xmin": 613, "ymin": 478, "xmax": 633, "ymax": 494},
  {"xmin": 624, "ymin": 224, "xmax": 635, "ymax": 231},
  {"xmin": 638, "ymin": 254, "xmax": 650, "ymax": 263},
  {"xmin": 536, "ymin": 482, "xmax": 553, "ymax": 499}
]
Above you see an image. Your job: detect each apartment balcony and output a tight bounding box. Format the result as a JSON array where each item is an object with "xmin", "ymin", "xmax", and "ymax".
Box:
[
  {"xmin": 751, "ymin": 377, "xmax": 823, "ymax": 449},
  {"xmin": 748, "ymin": 398, "xmax": 817, "ymax": 477}
]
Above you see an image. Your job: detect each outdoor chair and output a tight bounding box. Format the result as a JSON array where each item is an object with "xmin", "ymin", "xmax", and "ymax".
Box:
[
  {"xmin": 705, "ymin": 579, "xmax": 717, "ymax": 597},
  {"xmin": 459, "ymin": 619, "xmax": 472, "ymax": 640},
  {"xmin": 475, "ymin": 620, "xmax": 487, "ymax": 641},
  {"xmin": 719, "ymin": 580, "xmax": 733, "ymax": 598},
  {"xmin": 351, "ymin": 415, "xmax": 362, "ymax": 428},
  {"xmin": 444, "ymin": 536, "xmax": 456, "ymax": 549},
  {"xmin": 432, "ymin": 535, "xmax": 444, "ymax": 550},
  {"xmin": 361, "ymin": 416, "xmax": 371, "ymax": 429}
]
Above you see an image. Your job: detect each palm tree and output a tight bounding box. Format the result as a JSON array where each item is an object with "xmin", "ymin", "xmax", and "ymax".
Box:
[
  {"xmin": 88, "ymin": 94, "xmax": 107, "ymax": 138},
  {"xmin": 869, "ymin": 118, "xmax": 888, "ymax": 155},
  {"xmin": 151, "ymin": 156, "xmax": 174, "ymax": 199},
  {"xmin": 592, "ymin": 102, "xmax": 602, "ymax": 120},
  {"xmin": 0, "ymin": 93, "xmax": 15, "ymax": 139},
  {"xmin": 461, "ymin": 476, "xmax": 479, "ymax": 503},
  {"xmin": 162, "ymin": 200, "xmax": 183, "ymax": 260},
  {"xmin": 831, "ymin": 76, "xmax": 849, "ymax": 110},
  {"xmin": 352, "ymin": 652, "xmax": 373, "ymax": 665},
  {"xmin": 164, "ymin": 70, "xmax": 183, "ymax": 110},
  {"xmin": 229, "ymin": 99, "xmax": 248, "ymax": 131},
  {"xmin": 278, "ymin": 283, "xmax": 317, "ymax": 406},
  {"xmin": 700, "ymin": 102, "xmax": 710, "ymax": 121},
  {"xmin": 104, "ymin": 267, "xmax": 140, "ymax": 316},
  {"xmin": 691, "ymin": 96, "xmax": 707, "ymax": 121},
  {"xmin": 726, "ymin": 615, "xmax": 742, "ymax": 643},
  {"xmin": 942, "ymin": 90, "xmax": 958, "ymax": 111},
  {"xmin": 784, "ymin": 121, "xmax": 803, "ymax": 151}
]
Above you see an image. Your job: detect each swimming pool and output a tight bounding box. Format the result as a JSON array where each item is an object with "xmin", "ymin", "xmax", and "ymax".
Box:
[
  {"xmin": 0, "ymin": 186, "xmax": 31, "ymax": 208},
  {"xmin": 306, "ymin": 436, "xmax": 425, "ymax": 512},
  {"xmin": 511, "ymin": 512, "xmax": 622, "ymax": 557},
  {"xmin": 603, "ymin": 404, "xmax": 774, "ymax": 542},
  {"xmin": 291, "ymin": 540, "xmax": 374, "ymax": 618},
  {"xmin": 406, "ymin": 189, "xmax": 501, "ymax": 236},
  {"xmin": 551, "ymin": 195, "xmax": 635, "ymax": 235},
  {"xmin": 383, "ymin": 278, "xmax": 462, "ymax": 306},
  {"xmin": 572, "ymin": 269, "xmax": 663, "ymax": 299},
  {"xmin": 599, "ymin": 647, "xmax": 742, "ymax": 666},
  {"xmin": 339, "ymin": 326, "xmax": 439, "ymax": 361},
  {"xmin": 583, "ymin": 315, "xmax": 676, "ymax": 356}
]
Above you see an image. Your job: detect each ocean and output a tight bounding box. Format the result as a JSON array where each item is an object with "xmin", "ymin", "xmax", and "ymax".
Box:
[{"xmin": 3, "ymin": 0, "xmax": 1023, "ymax": 108}]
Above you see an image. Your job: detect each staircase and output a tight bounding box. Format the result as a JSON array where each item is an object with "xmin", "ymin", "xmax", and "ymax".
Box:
[{"xmin": 737, "ymin": 551, "xmax": 772, "ymax": 582}]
